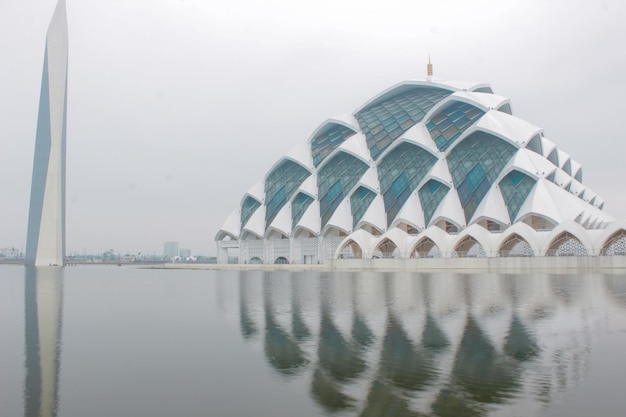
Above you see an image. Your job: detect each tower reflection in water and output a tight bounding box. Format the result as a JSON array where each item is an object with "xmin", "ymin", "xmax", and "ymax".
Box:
[
  {"xmin": 24, "ymin": 267, "xmax": 64, "ymax": 417},
  {"xmin": 230, "ymin": 271, "xmax": 606, "ymax": 417}
]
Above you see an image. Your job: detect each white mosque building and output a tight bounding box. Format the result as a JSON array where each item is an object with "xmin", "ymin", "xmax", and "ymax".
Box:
[{"xmin": 216, "ymin": 62, "xmax": 626, "ymax": 264}]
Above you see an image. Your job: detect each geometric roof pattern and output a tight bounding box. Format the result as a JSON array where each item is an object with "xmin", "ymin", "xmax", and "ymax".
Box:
[{"xmin": 218, "ymin": 77, "xmax": 615, "ymax": 261}]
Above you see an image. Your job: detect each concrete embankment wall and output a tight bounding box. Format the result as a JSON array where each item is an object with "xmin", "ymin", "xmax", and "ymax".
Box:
[
  {"xmin": 162, "ymin": 256, "xmax": 626, "ymax": 272},
  {"xmin": 330, "ymin": 256, "xmax": 626, "ymax": 272}
]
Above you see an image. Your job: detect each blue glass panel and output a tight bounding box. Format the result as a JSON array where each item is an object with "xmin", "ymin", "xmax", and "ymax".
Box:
[
  {"xmin": 426, "ymin": 101, "xmax": 485, "ymax": 152},
  {"xmin": 264, "ymin": 160, "xmax": 311, "ymax": 229},
  {"xmin": 448, "ymin": 131, "xmax": 517, "ymax": 223},
  {"xmin": 318, "ymin": 152, "xmax": 369, "ymax": 228},
  {"xmin": 499, "ymin": 170, "xmax": 536, "ymax": 222},
  {"xmin": 241, "ymin": 196, "xmax": 261, "ymax": 230},
  {"xmin": 350, "ymin": 186, "xmax": 377, "ymax": 229},
  {"xmin": 355, "ymin": 86, "xmax": 452, "ymax": 160},
  {"xmin": 291, "ymin": 192, "xmax": 314, "ymax": 230},
  {"xmin": 377, "ymin": 142, "xmax": 438, "ymax": 226},
  {"xmin": 310, "ymin": 124, "xmax": 357, "ymax": 167},
  {"xmin": 418, "ymin": 179, "xmax": 450, "ymax": 226}
]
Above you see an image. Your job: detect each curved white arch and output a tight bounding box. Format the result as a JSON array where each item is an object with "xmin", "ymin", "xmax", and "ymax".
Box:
[
  {"xmin": 410, "ymin": 226, "xmax": 453, "ymax": 256},
  {"xmin": 215, "ymin": 230, "xmax": 238, "ymax": 242},
  {"xmin": 307, "ymin": 117, "xmax": 358, "ymax": 144},
  {"xmin": 496, "ymin": 222, "xmax": 542, "ymax": 256},
  {"xmin": 453, "ymin": 224, "xmax": 496, "ymax": 256},
  {"xmin": 262, "ymin": 151, "xmax": 312, "ymax": 185},
  {"xmin": 377, "ymin": 228, "xmax": 411, "ymax": 257},
  {"xmin": 240, "ymin": 229, "xmax": 263, "ymax": 241},
  {"xmin": 354, "ymin": 80, "xmax": 457, "ymax": 115},
  {"xmin": 595, "ymin": 219, "xmax": 626, "ymax": 255},
  {"xmin": 335, "ymin": 229, "xmax": 376, "ymax": 259},
  {"xmin": 292, "ymin": 225, "xmax": 318, "ymax": 239},
  {"xmin": 543, "ymin": 221, "xmax": 593, "ymax": 256}
]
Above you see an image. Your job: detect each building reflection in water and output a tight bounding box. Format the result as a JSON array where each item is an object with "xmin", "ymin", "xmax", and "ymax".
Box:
[
  {"xmin": 24, "ymin": 267, "xmax": 64, "ymax": 417},
  {"xmin": 230, "ymin": 270, "xmax": 609, "ymax": 416}
]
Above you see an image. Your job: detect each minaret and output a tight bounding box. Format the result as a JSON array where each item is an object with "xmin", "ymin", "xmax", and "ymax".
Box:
[
  {"xmin": 25, "ymin": 0, "xmax": 68, "ymax": 267},
  {"xmin": 427, "ymin": 55, "xmax": 434, "ymax": 81}
]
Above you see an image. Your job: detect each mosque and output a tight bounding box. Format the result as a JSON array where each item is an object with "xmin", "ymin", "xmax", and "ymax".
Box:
[{"xmin": 216, "ymin": 61, "xmax": 625, "ymax": 264}]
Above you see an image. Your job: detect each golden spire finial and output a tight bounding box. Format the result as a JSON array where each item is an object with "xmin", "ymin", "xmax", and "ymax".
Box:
[{"xmin": 427, "ymin": 54, "xmax": 434, "ymax": 80}]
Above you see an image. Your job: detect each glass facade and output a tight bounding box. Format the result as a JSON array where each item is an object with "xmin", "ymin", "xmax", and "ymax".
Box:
[
  {"xmin": 318, "ymin": 152, "xmax": 369, "ymax": 228},
  {"xmin": 355, "ymin": 86, "xmax": 451, "ymax": 160},
  {"xmin": 241, "ymin": 196, "xmax": 261, "ymax": 230},
  {"xmin": 499, "ymin": 170, "xmax": 536, "ymax": 222},
  {"xmin": 426, "ymin": 101, "xmax": 485, "ymax": 152},
  {"xmin": 264, "ymin": 160, "xmax": 311, "ymax": 229},
  {"xmin": 378, "ymin": 142, "xmax": 437, "ymax": 226},
  {"xmin": 418, "ymin": 179, "xmax": 450, "ymax": 226},
  {"xmin": 350, "ymin": 186, "xmax": 377, "ymax": 229},
  {"xmin": 310, "ymin": 124, "xmax": 357, "ymax": 167},
  {"xmin": 448, "ymin": 131, "xmax": 517, "ymax": 223},
  {"xmin": 291, "ymin": 192, "xmax": 314, "ymax": 230}
]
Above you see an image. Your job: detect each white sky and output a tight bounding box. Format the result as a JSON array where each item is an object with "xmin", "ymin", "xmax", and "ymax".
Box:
[{"xmin": 1, "ymin": 0, "xmax": 625, "ymax": 256}]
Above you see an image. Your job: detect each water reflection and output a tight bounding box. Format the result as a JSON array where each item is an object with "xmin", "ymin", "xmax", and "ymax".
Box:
[
  {"xmin": 232, "ymin": 271, "xmax": 610, "ymax": 416},
  {"xmin": 24, "ymin": 267, "xmax": 64, "ymax": 417}
]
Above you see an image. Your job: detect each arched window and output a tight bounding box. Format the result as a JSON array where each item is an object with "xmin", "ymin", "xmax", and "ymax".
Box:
[
  {"xmin": 412, "ymin": 238, "xmax": 442, "ymax": 258},
  {"xmin": 601, "ymin": 230, "xmax": 626, "ymax": 256},
  {"xmin": 454, "ymin": 236, "xmax": 486, "ymax": 258},
  {"xmin": 498, "ymin": 234, "xmax": 533, "ymax": 257},
  {"xmin": 337, "ymin": 240, "xmax": 363, "ymax": 259},
  {"xmin": 373, "ymin": 238, "xmax": 400, "ymax": 259},
  {"xmin": 546, "ymin": 232, "xmax": 587, "ymax": 256}
]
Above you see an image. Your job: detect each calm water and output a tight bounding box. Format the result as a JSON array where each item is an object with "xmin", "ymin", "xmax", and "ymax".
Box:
[{"xmin": 1, "ymin": 266, "xmax": 626, "ymax": 417}]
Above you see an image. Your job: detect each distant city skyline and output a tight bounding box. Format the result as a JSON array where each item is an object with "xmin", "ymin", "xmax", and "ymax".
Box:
[{"xmin": 1, "ymin": 0, "xmax": 625, "ymax": 256}]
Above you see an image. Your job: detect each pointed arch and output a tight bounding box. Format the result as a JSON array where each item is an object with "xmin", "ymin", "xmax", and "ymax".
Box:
[
  {"xmin": 411, "ymin": 237, "xmax": 442, "ymax": 258},
  {"xmin": 337, "ymin": 239, "xmax": 363, "ymax": 259},
  {"xmin": 519, "ymin": 214, "xmax": 557, "ymax": 232},
  {"xmin": 354, "ymin": 221, "xmax": 384, "ymax": 236},
  {"xmin": 373, "ymin": 238, "xmax": 400, "ymax": 259},
  {"xmin": 545, "ymin": 232, "xmax": 588, "ymax": 256},
  {"xmin": 454, "ymin": 235, "xmax": 486, "ymax": 258},
  {"xmin": 498, "ymin": 234, "xmax": 534, "ymax": 257},
  {"xmin": 601, "ymin": 229, "xmax": 626, "ymax": 256}
]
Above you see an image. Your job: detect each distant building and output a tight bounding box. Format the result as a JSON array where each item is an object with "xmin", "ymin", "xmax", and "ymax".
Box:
[
  {"xmin": 163, "ymin": 242, "xmax": 179, "ymax": 259},
  {"xmin": 25, "ymin": 0, "xmax": 68, "ymax": 267},
  {"xmin": 216, "ymin": 63, "xmax": 625, "ymax": 264},
  {"xmin": 179, "ymin": 248, "xmax": 191, "ymax": 258}
]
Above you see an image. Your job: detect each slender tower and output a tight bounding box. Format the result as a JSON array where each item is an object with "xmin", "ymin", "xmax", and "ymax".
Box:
[{"xmin": 26, "ymin": 0, "xmax": 68, "ymax": 267}]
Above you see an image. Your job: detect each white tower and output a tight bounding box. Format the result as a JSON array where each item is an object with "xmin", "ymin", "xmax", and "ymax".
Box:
[{"xmin": 25, "ymin": 0, "xmax": 68, "ymax": 267}]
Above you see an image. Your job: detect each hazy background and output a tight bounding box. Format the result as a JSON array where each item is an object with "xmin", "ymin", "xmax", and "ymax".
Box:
[{"xmin": 1, "ymin": 0, "xmax": 624, "ymax": 256}]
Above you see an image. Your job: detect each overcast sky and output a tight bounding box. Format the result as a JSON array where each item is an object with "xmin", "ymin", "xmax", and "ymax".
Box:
[{"xmin": 1, "ymin": 0, "xmax": 625, "ymax": 256}]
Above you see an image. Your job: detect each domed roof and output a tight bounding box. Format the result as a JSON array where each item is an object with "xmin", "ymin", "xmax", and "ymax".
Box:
[{"xmin": 217, "ymin": 78, "xmax": 614, "ymax": 255}]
